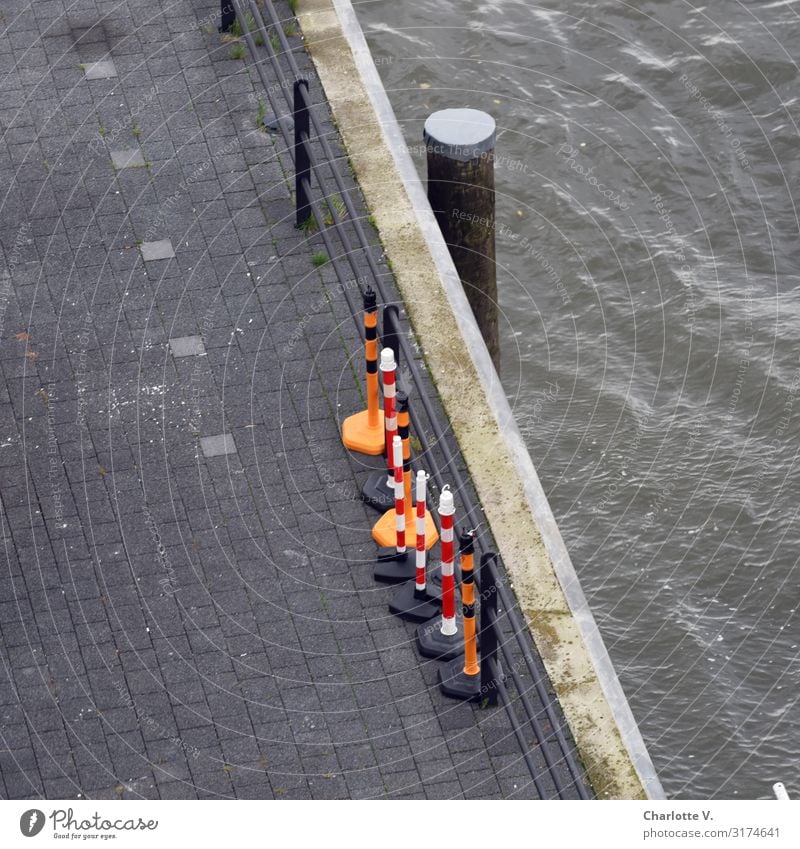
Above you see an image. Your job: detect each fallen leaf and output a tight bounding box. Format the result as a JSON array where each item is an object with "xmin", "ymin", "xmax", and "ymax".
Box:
[
  {"xmin": 14, "ymin": 331, "xmax": 29, "ymax": 341},
  {"xmin": 25, "ymin": 351, "xmax": 38, "ymax": 360}
]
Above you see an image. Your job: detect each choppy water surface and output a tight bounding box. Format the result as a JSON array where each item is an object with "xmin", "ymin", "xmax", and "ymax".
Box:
[{"xmin": 353, "ymin": 0, "xmax": 800, "ymax": 798}]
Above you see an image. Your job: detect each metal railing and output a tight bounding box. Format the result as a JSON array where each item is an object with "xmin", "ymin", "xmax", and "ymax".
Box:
[{"xmin": 220, "ymin": 0, "xmax": 591, "ymax": 799}]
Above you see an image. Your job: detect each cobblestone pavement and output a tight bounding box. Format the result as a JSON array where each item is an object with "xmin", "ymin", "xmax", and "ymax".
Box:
[{"xmin": 0, "ymin": 0, "xmax": 590, "ymax": 799}]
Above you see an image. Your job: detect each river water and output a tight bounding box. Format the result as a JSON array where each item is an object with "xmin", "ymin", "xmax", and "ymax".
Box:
[{"xmin": 352, "ymin": 0, "xmax": 800, "ymax": 799}]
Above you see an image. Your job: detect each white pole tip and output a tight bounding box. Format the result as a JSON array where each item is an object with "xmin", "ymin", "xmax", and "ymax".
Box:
[
  {"xmin": 439, "ymin": 488, "xmax": 454, "ymax": 514},
  {"xmin": 380, "ymin": 348, "xmax": 395, "ymax": 369}
]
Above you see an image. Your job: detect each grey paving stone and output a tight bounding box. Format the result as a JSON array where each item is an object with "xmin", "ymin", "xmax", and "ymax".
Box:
[
  {"xmin": 140, "ymin": 238, "xmax": 175, "ymax": 261},
  {"xmin": 110, "ymin": 148, "xmax": 146, "ymax": 169},
  {"xmin": 169, "ymin": 335, "xmax": 206, "ymax": 357},
  {"xmin": 199, "ymin": 433, "xmax": 237, "ymax": 458},
  {"xmin": 84, "ymin": 60, "xmax": 118, "ymax": 80}
]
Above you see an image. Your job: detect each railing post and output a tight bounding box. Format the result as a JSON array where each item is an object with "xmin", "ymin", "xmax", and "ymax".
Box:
[
  {"xmin": 479, "ymin": 551, "xmax": 500, "ymax": 705},
  {"xmin": 219, "ymin": 1, "xmax": 236, "ymax": 33},
  {"xmin": 381, "ymin": 305, "xmax": 401, "ymax": 383},
  {"xmin": 294, "ymin": 79, "xmax": 311, "ymax": 228}
]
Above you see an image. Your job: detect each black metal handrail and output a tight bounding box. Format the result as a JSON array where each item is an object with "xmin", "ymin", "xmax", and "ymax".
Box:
[{"xmin": 220, "ymin": 0, "xmax": 590, "ymax": 799}]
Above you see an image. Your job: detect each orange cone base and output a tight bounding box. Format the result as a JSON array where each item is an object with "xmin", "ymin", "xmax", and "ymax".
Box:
[
  {"xmin": 342, "ymin": 409, "xmax": 385, "ymax": 455},
  {"xmin": 371, "ymin": 509, "xmax": 439, "ymax": 550}
]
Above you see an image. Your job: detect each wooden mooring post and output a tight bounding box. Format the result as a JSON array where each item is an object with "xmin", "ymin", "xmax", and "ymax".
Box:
[{"xmin": 424, "ymin": 108, "xmax": 499, "ymax": 370}]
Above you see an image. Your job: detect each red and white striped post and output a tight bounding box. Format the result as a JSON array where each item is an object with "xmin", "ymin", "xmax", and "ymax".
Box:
[
  {"xmin": 391, "ymin": 435, "xmax": 405, "ymax": 554},
  {"xmin": 417, "ymin": 486, "xmax": 461, "ymax": 658},
  {"xmin": 362, "ymin": 346, "xmax": 401, "ymax": 510},
  {"xmin": 381, "ymin": 347, "xmax": 397, "ymax": 479},
  {"xmin": 375, "ymin": 435, "xmax": 417, "ymax": 581},
  {"xmin": 388, "ymin": 471, "xmax": 441, "ymax": 621},
  {"xmin": 416, "ymin": 472, "xmax": 427, "ymax": 589}
]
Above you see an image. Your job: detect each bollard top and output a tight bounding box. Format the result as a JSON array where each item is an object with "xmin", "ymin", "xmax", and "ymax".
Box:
[
  {"xmin": 363, "ymin": 285, "xmax": 377, "ymax": 311},
  {"xmin": 380, "ymin": 347, "xmax": 396, "ymax": 371},
  {"xmin": 424, "ymin": 108, "xmax": 496, "ymax": 162},
  {"xmin": 395, "ymin": 390, "xmax": 408, "ymax": 413},
  {"xmin": 438, "ymin": 487, "xmax": 455, "ymax": 516},
  {"xmin": 459, "ymin": 528, "xmax": 475, "ymax": 554},
  {"xmin": 415, "ymin": 469, "xmax": 427, "ymax": 500}
]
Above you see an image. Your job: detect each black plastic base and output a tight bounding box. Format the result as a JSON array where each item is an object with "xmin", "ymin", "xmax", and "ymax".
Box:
[
  {"xmin": 377, "ymin": 545, "xmax": 404, "ymax": 562},
  {"xmin": 361, "ymin": 470, "xmax": 394, "ymax": 511},
  {"xmin": 388, "ymin": 583, "xmax": 441, "ymax": 622},
  {"xmin": 374, "ymin": 550, "xmax": 415, "ymax": 583},
  {"xmin": 439, "ymin": 658, "xmax": 482, "ymax": 701},
  {"xmin": 362, "ymin": 470, "xmax": 417, "ymax": 512},
  {"xmin": 416, "ymin": 617, "xmax": 463, "ymax": 660}
]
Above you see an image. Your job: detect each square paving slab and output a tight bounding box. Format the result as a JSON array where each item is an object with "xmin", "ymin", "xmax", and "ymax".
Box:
[
  {"xmin": 111, "ymin": 148, "xmax": 145, "ymax": 169},
  {"xmin": 200, "ymin": 433, "xmax": 237, "ymax": 457},
  {"xmin": 140, "ymin": 239, "xmax": 175, "ymax": 262},
  {"xmin": 84, "ymin": 60, "xmax": 118, "ymax": 80},
  {"xmin": 169, "ymin": 335, "xmax": 206, "ymax": 357}
]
